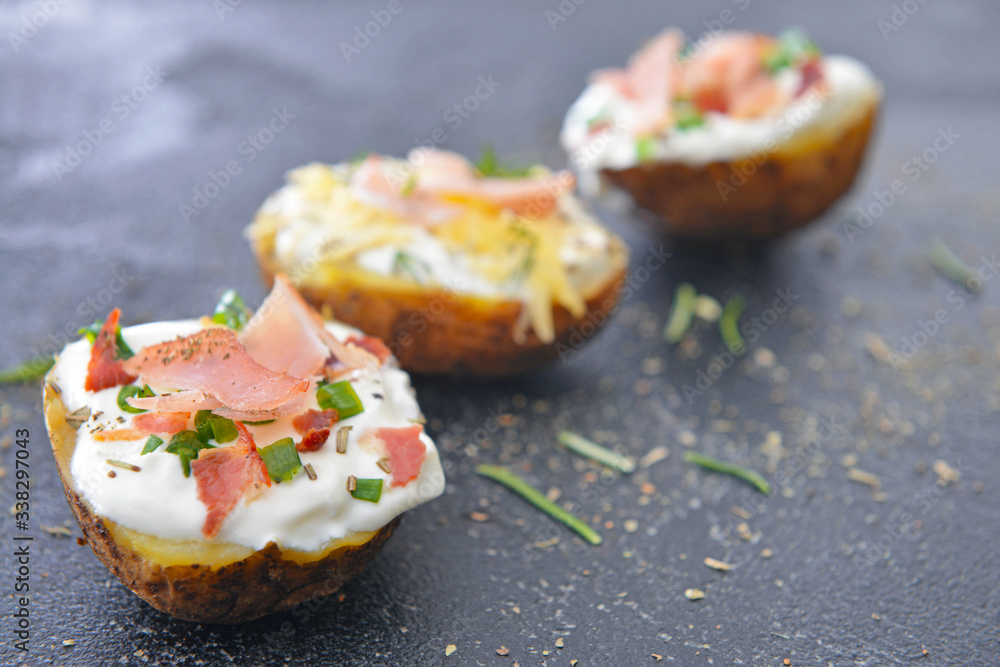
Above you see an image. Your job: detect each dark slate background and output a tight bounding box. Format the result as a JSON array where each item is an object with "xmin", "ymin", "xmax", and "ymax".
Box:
[{"xmin": 2, "ymin": 1, "xmax": 999, "ymax": 665}]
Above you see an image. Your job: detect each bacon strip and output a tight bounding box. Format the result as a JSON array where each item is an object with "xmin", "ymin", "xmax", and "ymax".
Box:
[
  {"xmin": 297, "ymin": 428, "xmax": 330, "ymax": 453},
  {"xmin": 243, "ymin": 273, "xmax": 379, "ymax": 379},
  {"xmin": 132, "ymin": 411, "xmax": 191, "ymax": 434},
  {"xmin": 84, "ymin": 308, "xmax": 137, "ymax": 392},
  {"xmin": 360, "ymin": 424, "xmax": 427, "ymax": 487},
  {"xmin": 122, "ymin": 327, "xmax": 308, "ymax": 415},
  {"xmin": 292, "ymin": 409, "xmax": 340, "ymax": 436},
  {"xmin": 241, "ymin": 274, "xmax": 331, "ymax": 378},
  {"xmin": 344, "ymin": 335, "xmax": 392, "ymax": 366},
  {"xmin": 126, "ymin": 390, "xmax": 222, "ymax": 413},
  {"xmin": 408, "ymin": 148, "xmax": 575, "ymax": 217},
  {"xmin": 92, "ymin": 411, "xmax": 191, "ymax": 441},
  {"xmin": 351, "ymin": 150, "xmax": 574, "ymax": 220},
  {"xmin": 191, "ymin": 422, "xmax": 270, "ymax": 540}
]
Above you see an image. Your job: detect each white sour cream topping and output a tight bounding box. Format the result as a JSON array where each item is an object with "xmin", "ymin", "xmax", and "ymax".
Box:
[
  {"xmin": 560, "ymin": 55, "xmax": 883, "ymax": 195},
  {"xmin": 52, "ymin": 320, "xmax": 446, "ymax": 552}
]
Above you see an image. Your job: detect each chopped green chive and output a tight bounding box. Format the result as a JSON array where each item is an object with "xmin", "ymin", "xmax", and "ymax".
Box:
[
  {"xmin": 79, "ymin": 321, "xmax": 134, "ymax": 360},
  {"xmin": 0, "ymin": 356, "xmax": 54, "ymax": 384},
  {"xmin": 684, "ymin": 451, "xmax": 771, "ymax": 495},
  {"xmin": 349, "ymin": 477, "xmax": 383, "ymax": 503},
  {"xmin": 399, "ymin": 173, "xmax": 418, "ymax": 197},
  {"xmin": 259, "ymin": 437, "xmax": 302, "ymax": 483},
  {"xmin": 317, "ymin": 381, "xmax": 364, "ymax": 420},
  {"xmin": 764, "ymin": 28, "xmax": 820, "ymax": 74},
  {"xmin": 927, "ymin": 238, "xmax": 981, "ymax": 293},
  {"xmin": 475, "ymin": 464, "xmax": 603, "ymax": 546},
  {"xmin": 664, "ymin": 282, "xmax": 697, "ymax": 343},
  {"xmin": 636, "ymin": 137, "xmax": 657, "ymax": 163},
  {"xmin": 585, "ymin": 111, "xmax": 613, "ymax": 131},
  {"xmin": 117, "ymin": 385, "xmax": 153, "ymax": 414},
  {"xmin": 719, "ymin": 294, "xmax": 747, "ymax": 356},
  {"xmin": 211, "ymin": 289, "xmax": 252, "ymax": 331},
  {"xmin": 194, "ymin": 410, "xmax": 239, "ymax": 444},
  {"xmin": 474, "ymin": 145, "xmax": 532, "ymax": 178},
  {"xmin": 557, "ymin": 430, "xmax": 635, "ymax": 474},
  {"xmin": 392, "ymin": 251, "xmax": 429, "ymax": 285},
  {"xmin": 165, "ymin": 430, "xmax": 215, "ymax": 477},
  {"xmin": 141, "ymin": 435, "xmax": 164, "ymax": 455},
  {"xmin": 674, "ymin": 101, "xmax": 705, "ymax": 131}
]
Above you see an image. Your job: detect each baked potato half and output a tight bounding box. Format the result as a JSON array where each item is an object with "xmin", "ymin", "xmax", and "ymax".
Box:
[
  {"xmin": 43, "ymin": 282, "xmax": 444, "ymax": 623},
  {"xmin": 44, "ymin": 382, "xmax": 399, "ymax": 624},
  {"xmin": 561, "ymin": 28, "xmax": 882, "ymax": 241},
  {"xmin": 246, "ymin": 150, "xmax": 630, "ymax": 376}
]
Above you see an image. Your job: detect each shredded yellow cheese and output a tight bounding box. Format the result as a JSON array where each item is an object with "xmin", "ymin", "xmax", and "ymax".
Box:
[{"xmin": 250, "ymin": 162, "xmax": 609, "ymax": 344}]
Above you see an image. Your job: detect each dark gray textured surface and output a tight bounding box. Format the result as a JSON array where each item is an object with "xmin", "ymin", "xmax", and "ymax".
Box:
[{"xmin": 2, "ymin": 1, "xmax": 999, "ymax": 665}]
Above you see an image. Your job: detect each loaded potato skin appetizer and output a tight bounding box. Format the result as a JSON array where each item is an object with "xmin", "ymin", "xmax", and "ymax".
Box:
[
  {"xmin": 245, "ymin": 149, "xmax": 630, "ymax": 376},
  {"xmin": 561, "ymin": 28, "xmax": 882, "ymax": 241},
  {"xmin": 43, "ymin": 277, "xmax": 444, "ymax": 623}
]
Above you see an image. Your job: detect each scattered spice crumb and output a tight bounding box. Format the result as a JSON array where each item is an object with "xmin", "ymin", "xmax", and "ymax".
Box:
[
  {"xmin": 760, "ymin": 548, "xmax": 773, "ymax": 559},
  {"xmin": 624, "ymin": 519, "xmax": 639, "ymax": 533},
  {"xmin": 496, "ymin": 646, "xmax": 509, "ymax": 656},
  {"xmin": 76, "ymin": 537, "xmax": 86, "ymax": 546},
  {"xmin": 704, "ymin": 557, "xmax": 731, "ymax": 572},
  {"xmin": 784, "ymin": 659, "xmax": 791, "ymax": 666},
  {"xmin": 445, "ymin": 644, "xmax": 457, "ymax": 657},
  {"xmin": 639, "ymin": 446, "xmax": 669, "ymax": 469},
  {"xmin": 469, "ymin": 511, "xmax": 489, "ymax": 522},
  {"xmin": 555, "ymin": 638, "xmax": 564, "ymax": 649},
  {"xmin": 932, "ymin": 459, "xmax": 960, "ymax": 485},
  {"xmin": 684, "ymin": 588, "xmax": 705, "ymax": 600},
  {"xmin": 62, "ymin": 639, "xmax": 75, "ymax": 647},
  {"xmin": 651, "ymin": 653, "xmax": 663, "ymax": 662},
  {"xmin": 41, "ymin": 525, "xmax": 72, "ymax": 538},
  {"xmin": 847, "ymin": 467, "xmax": 881, "ymax": 490},
  {"xmin": 730, "ymin": 505, "xmax": 752, "ymax": 520}
]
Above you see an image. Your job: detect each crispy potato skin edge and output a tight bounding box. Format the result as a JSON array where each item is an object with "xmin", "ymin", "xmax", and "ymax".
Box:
[
  {"xmin": 253, "ymin": 241, "xmax": 630, "ymax": 376},
  {"xmin": 602, "ymin": 103, "xmax": 879, "ymax": 241},
  {"xmin": 43, "ymin": 381, "xmax": 400, "ymax": 624}
]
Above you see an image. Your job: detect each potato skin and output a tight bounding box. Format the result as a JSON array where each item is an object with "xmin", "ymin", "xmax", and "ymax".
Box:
[
  {"xmin": 43, "ymin": 381, "xmax": 399, "ymax": 624},
  {"xmin": 252, "ymin": 240, "xmax": 629, "ymax": 376},
  {"xmin": 602, "ymin": 102, "xmax": 879, "ymax": 241}
]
